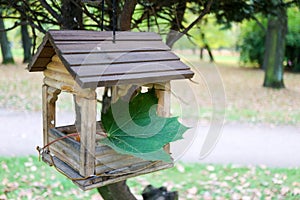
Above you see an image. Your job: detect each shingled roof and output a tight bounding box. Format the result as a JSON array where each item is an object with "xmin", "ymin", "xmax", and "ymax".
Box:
[{"xmin": 28, "ymin": 30, "xmax": 194, "ymax": 88}]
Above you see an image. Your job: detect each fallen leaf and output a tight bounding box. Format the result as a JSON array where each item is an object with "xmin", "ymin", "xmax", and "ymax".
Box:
[
  {"xmin": 293, "ymin": 182, "xmax": 300, "ymax": 187},
  {"xmin": 19, "ymin": 189, "xmax": 33, "ymax": 199},
  {"xmin": 242, "ymin": 196, "xmax": 251, "ymax": 200},
  {"xmin": 280, "ymin": 187, "xmax": 290, "ymax": 196},
  {"xmin": 220, "ymin": 181, "xmax": 229, "ymax": 188},
  {"xmin": 203, "ymin": 191, "xmax": 213, "ymax": 200},
  {"xmin": 292, "ymin": 188, "xmax": 300, "ymax": 195},
  {"xmin": 239, "ymin": 177, "xmax": 246, "ymax": 184},
  {"xmin": 0, "ymin": 194, "xmax": 7, "ymax": 200},
  {"xmin": 91, "ymin": 194, "xmax": 104, "ymax": 200},
  {"xmin": 231, "ymin": 193, "xmax": 241, "ymax": 200},
  {"xmin": 224, "ymin": 176, "xmax": 233, "ymax": 181},
  {"xmin": 4, "ymin": 182, "xmax": 19, "ymax": 193},
  {"xmin": 272, "ymin": 178, "xmax": 283, "ymax": 185},
  {"xmin": 187, "ymin": 186, "xmax": 198, "ymax": 195},
  {"xmin": 1, "ymin": 162, "xmax": 9, "ymax": 172},
  {"xmin": 30, "ymin": 165, "xmax": 37, "ymax": 172},
  {"xmin": 209, "ymin": 173, "xmax": 217, "ymax": 180},
  {"xmin": 206, "ymin": 165, "xmax": 215, "ymax": 172},
  {"xmin": 24, "ymin": 161, "xmax": 33, "ymax": 167},
  {"xmin": 176, "ymin": 164, "xmax": 185, "ymax": 173},
  {"xmin": 264, "ymin": 188, "xmax": 274, "ymax": 197},
  {"xmin": 2, "ymin": 178, "xmax": 8, "ymax": 185},
  {"xmin": 163, "ymin": 181, "xmax": 174, "ymax": 191},
  {"xmin": 260, "ymin": 181, "xmax": 269, "ymax": 187}
]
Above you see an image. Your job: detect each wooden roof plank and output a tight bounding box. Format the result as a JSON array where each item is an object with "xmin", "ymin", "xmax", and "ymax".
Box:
[
  {"xmin": 78, "ymin": 70, "xmax": 194, "ymax": 88},
  {"xmin": 28, "ymin": 30, "xmax": 194, "ymax": 87},
  {"xmin": 49, "ymin": 30, "xmax": 162, "ymax": 41},
  {"xmin": 28, "ymin": 34, "xmax": 51, "ymax": 71},
  {"xmin": 63, "ymin": 51, "xmax": 179, "ymax": 66},
  {"xmin": 55, "ymin": 41, "xmax": 170, "ymax": 54},
  {"xmin": 70, "ymin": 61, "xmax": 190, "ymax": 77}
]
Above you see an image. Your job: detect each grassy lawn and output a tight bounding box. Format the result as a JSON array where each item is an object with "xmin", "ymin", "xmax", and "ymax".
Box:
[{"xmin": 1, "ymin": 156, "xmax": 300, "ymax": 199}]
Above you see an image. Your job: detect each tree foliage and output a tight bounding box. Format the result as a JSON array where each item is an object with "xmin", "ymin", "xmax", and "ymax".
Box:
[{"xmin": 239, "ymin": 6, "xmax": 300, "ymax": 72}]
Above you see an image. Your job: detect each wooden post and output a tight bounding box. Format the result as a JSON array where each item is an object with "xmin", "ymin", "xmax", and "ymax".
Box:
[
  {"xmin": 42, "ymin": 84, "xmax": 61, "ymax": 149},
  {"xmin": 76, "ymin": 90, "xmax": 97, "ymax": 176},
  {"xmin": 155, "ymin": 82, "xmax": 171, "ymax": 153}
]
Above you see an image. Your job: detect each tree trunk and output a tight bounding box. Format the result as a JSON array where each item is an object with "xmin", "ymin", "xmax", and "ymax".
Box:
[
  {"xmin": 119, "ymin": 0, "xmax": 137, "ymax": 31},
  {"xmin": 0, "ymin": 9, "xmax": 14, "ymax": 64},
  {"xmin": 97, "ymin": 181, "xmax": 137, "ymax": 200},
  {"xmin": 61, "ymin": 0, "xmax": 83, "ymax": 30},
  {"xmin": 262, "ymin": 4, "xmax": 287, "ymax": 88},
  {"xmin": 166, "ymin": 0, "xmax": 187, "ymax": 48},
  {"xmin": 205, "ymin": 44, "xmax": 214, "ymax": 62},
  {"xmin": 21, "ymin": 24, "xmax": 32, "ymax": 63}
]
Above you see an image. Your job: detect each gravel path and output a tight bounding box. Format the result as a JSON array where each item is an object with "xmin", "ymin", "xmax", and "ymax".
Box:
[{"xmin": 1, "ymin": 109, "xmax": 300, "ymax": 168}]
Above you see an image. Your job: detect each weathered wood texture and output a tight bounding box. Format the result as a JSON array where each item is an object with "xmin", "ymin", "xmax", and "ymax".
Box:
[
  {"xmin": 156, "ymin": 82, "xmax": 171, "ymax": 153},
  {"xmin": 42, "ymin": 84, "xmax": 60, "ymax": 149},
  {"xmin": 46, "ymin": 122, "xmax": 173, "ymax": 190},
  {"xmin": 76, "ymin": 95, "xmax": 97, "ymax": 176},
  {"xmin": 42, "ymin": 151, "xmax": 173, "ymax": 191},
  {"xmin": 28, "ymin": 30, "xmax": 194, "ymax": 88}
]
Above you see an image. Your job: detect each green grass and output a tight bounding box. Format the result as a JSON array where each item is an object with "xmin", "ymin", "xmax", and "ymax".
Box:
[
  {"xmin": 176, "ymin": 50, "xmax": 240, "ymax": 65},
  {"xmin": 1, "ymin": 156, "xmax": 300, "ymax": 199}
]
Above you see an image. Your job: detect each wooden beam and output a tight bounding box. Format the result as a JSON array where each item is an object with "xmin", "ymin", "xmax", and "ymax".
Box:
[
  {"xmin": 76, "ymin": 92, "xmax": 97, "ymax": 176},
  {"xmin": 155, "ymin": 82, "xmax": 171, "ymax": 153},
  {"xmin": 43, "ymin": 77, "xmax": 95, "ymax": 99},
  {"xmin": 42, "ymin": 84, "xmax": 61, "ymax": 149}
]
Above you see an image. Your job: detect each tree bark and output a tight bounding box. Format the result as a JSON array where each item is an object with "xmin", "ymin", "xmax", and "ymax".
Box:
[
  {"xmin": 97, "ymin": 181, "xmax": 137, "ymax": 200},
  {"xmin": 21, "ymin": 23, "xmax": 32, "ymax": 63},
  {"xmin": 262, "ymin": 4, "xmax": 287, "ymax": 88},
  {"xmin": 0, "ymin": 9, "xmax": 14, "ymax": 64},
  {"xmin": 61, "ymin": 0, "xmax": 83, "ymax": 30},
  {"xmin": 119, "ymin": 0, "xmax": 137, "ymax": 31},
  {"xmin": 166, "ymin": 0, "xmax": 187, "ymax": 48}
]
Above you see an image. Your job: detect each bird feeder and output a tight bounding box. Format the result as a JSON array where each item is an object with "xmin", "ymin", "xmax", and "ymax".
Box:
[{"xmin": 28, "ymin": 30, "xmax": 194, "ymax": 190}]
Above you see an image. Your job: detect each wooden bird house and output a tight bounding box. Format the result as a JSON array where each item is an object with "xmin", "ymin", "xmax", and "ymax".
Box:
[{"xmin": 28, "ymin": 30, "xmax": 194, "ymax": 190}]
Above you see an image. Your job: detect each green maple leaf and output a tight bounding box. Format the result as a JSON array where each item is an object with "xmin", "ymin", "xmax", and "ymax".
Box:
[{"xmin": 100, "ymin": 88, "xmax": 189, "ymax": 162}]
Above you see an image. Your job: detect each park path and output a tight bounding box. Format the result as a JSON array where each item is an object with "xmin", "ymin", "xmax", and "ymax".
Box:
[{"xmin": 1, "ymin": 109, "xmax": 300, "ymax": 168}]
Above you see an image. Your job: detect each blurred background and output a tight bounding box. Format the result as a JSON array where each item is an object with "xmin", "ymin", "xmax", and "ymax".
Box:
[{"xmin": 0, "ymin": 1, "xmax": 300, "ymax": 199}]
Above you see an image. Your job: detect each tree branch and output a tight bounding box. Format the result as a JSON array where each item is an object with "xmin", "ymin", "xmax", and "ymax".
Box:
[
  {"xmin": 252, "ymin": 16, "xmax": 266, "ymax": 32},
  {"xmin": 0, "ymin": 21, "xmax": 24, "ymax": 32},
  {"xmin": 120, "ymin": 0, "xmax": 137, "ymax": 30},
  {"xmin": 166, "ymin": 0, "xmax": 213, "ymax": 47},
  {"xmin": 39, "ymin": 0, "xmax": 62, "ymax": 23}
]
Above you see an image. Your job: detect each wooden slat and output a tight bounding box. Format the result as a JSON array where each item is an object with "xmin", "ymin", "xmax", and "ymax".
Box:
[
  {"xmin": 47, "ymin": 62, "xmax": 69, "ymax": 74},
  {"xmin": 48, "ymin": 142, "xmax": 79, "ymax": 170},
  {"xmin": 28, "ymin": 34, "xmax": 50, "ymax": 71},
  {"xmin": 29, "ymin": 67, "xmax": 45, "ymax": 72},
  {"xmin": 55, "ymin": 41, "xmax": 170, "ymax": 54},
  {"xmin": 42, "ymin": 85, "xmax": 60, "ymax": 149},
  {"xmin": 42, "ymin": 152, "xmax": 172, "ymax": 191},
  {"xmin": 63, "ymin": 51, "xmax": 179, "ymax": 66},
  {"xmin": 49, "ymin": 30, "xmax": 162, "ymax": 41},
  {"xmin": 95, "ymin": 157, "xmax": 147, "ymax": 175},
  {"xmin": 49, "ymin": 128, "xmax": 80, "ymax": 152},
  {"xmin": 44, "ymin": 69, "xmax": 76, "ymax": 85},
  {"xmin": 33, "ymin": 58, "xmax": 52, "ymax": 69},
  {"xmin": 70, "ymin": 61, "xmax": 189, "ymax": 78},
  {"xmin": 39, "ymin": 46, "xmax": 55, "ymax": 58},
  {"xmin": 156, "ymin": 82, "xmax": 171, "ymax": 153},
  {"xmin": 77, "ymin": 95, "xmax": 97, "ymax": 176},
  {"xmin": 79, "ymin": 69, "xmax": 194, "ymax": 88}
]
